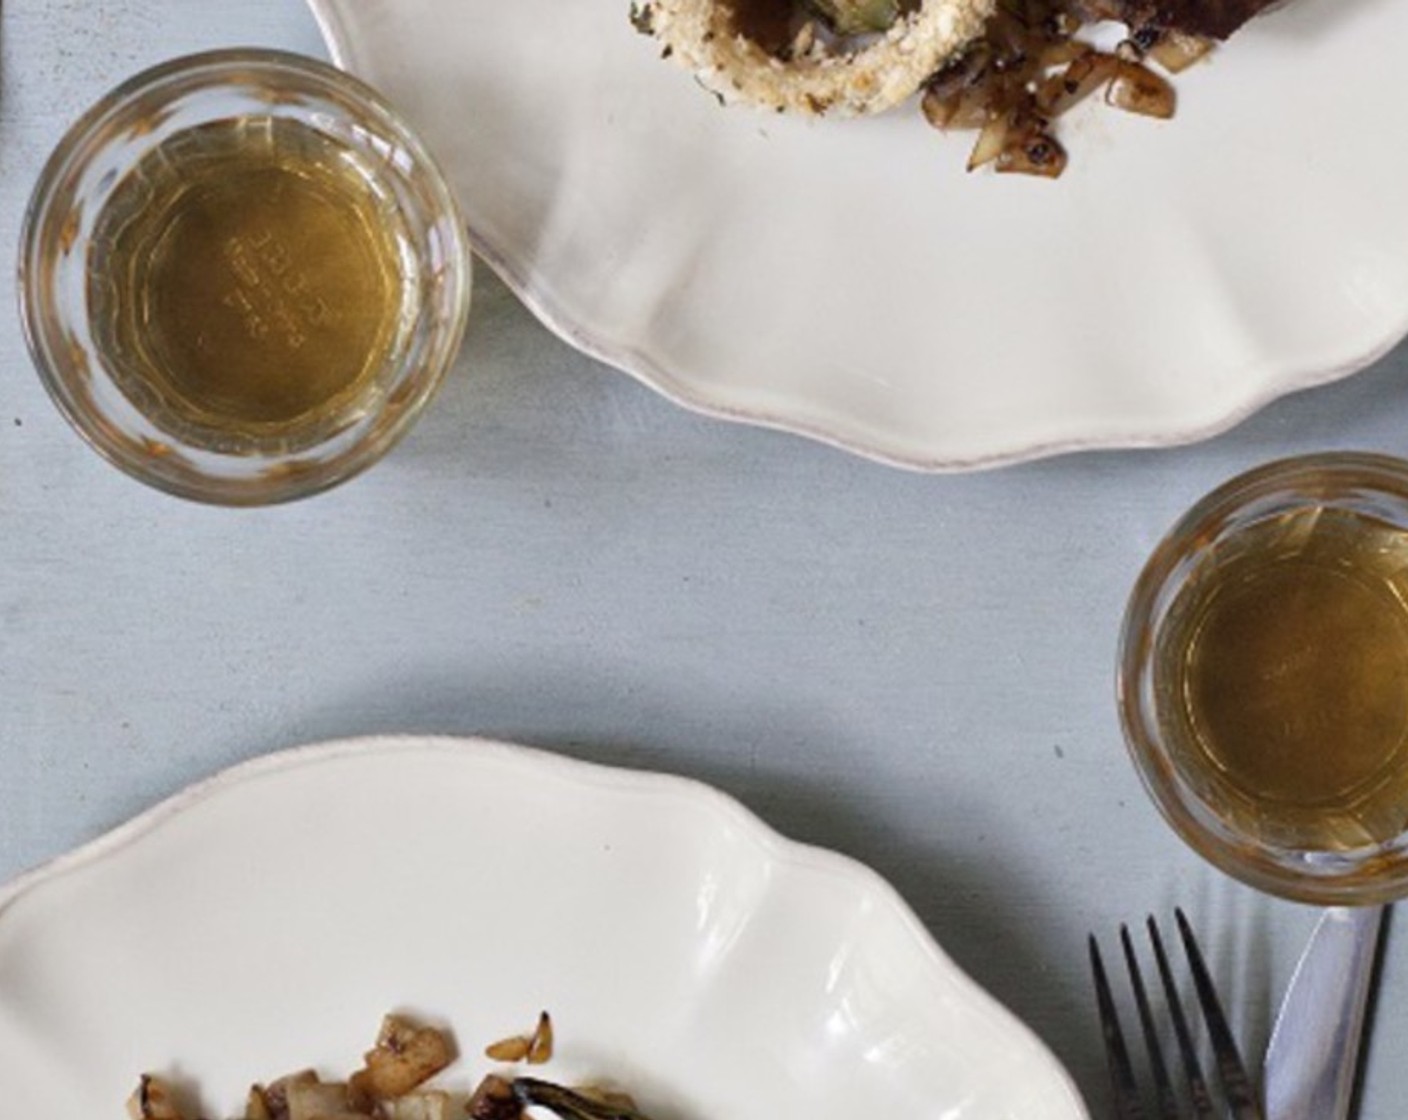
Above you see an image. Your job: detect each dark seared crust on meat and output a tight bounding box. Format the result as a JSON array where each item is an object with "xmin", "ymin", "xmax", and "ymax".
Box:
[{"xmin": 1108, "ymin": 0, "xmax": 1281, "ymax": 39}]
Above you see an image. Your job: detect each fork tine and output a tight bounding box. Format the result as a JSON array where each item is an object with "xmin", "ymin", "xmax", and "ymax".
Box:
[
  {"xmin": 1146, "ymin": 917, "xmax": 1218, "ymax": 1120},
  {"xmin": 1089, "ymin": 934, "xmax": 1147, "ymax": 1120},
  {"xmin": 1119, "ymin": 925, "xmax": 1181, "ymax": 1120},
  {"xmin": 1174, "ymin": 909, "xmax": 1265, "ymax": 1120}
]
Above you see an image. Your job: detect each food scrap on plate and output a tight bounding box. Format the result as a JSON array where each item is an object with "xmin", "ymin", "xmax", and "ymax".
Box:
[
  {"xmin": 634, "ymin": 0, "xmax": 1287, "ymax": 176},
  {"xmin": 127, "ymin": 1013, "xmax": 651, "ymax": 1120},
  {"xmin": 483, "ymin": 1011, "xmax": 554, "ymax": 1066}
]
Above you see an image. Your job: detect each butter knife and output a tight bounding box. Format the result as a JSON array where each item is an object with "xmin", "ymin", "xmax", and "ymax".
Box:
[{"xmin": 1263, "ymin": 905, "xmax": 1388, "ymax": 1120}]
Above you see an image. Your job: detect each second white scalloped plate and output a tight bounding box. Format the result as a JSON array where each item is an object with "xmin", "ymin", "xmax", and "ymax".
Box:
[
  {"xmin": 305, "ymin": 0, "xmax": 1408, "ymax": 470},
  {"xmin": 0, "ymin": 736, "xmax": 1088, "ymax": 1119}
]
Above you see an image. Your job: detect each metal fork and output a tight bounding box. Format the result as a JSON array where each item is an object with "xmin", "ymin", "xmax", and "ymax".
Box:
[{"xmin": 1089, "ymin": 909, "xmax": 1264, "ymax": 1120}]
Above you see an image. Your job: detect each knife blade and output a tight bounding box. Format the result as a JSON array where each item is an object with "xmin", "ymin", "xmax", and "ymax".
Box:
[{"xmin": 1263, "ymin": 905, "xmax": 1388, "ymax": 1120}]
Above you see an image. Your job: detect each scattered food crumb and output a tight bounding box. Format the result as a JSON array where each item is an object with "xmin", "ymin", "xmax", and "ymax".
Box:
[{"xmin": 484, "ymin": 1011, "xmax": 553, "ymax": 1066}]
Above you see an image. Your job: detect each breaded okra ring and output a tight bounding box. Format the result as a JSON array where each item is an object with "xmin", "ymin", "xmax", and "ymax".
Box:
[{"xmin": 633, "ymin": 0, "xmax": 996, "ymax": 117}]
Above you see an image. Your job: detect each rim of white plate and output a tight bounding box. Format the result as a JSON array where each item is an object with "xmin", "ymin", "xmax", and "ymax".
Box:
[
  {"xmin": 0, "ymin": 733, "xmax": 1089, "ymax": 1115},
  {"xmin": 301, "ymin": 2, "xmax": 1408, "ymax": 473}
]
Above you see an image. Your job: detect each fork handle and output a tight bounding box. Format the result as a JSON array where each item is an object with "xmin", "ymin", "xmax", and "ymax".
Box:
[{"xmin": 1263, "ymin": 905, "xmax": 1387, "ymax": 1120}]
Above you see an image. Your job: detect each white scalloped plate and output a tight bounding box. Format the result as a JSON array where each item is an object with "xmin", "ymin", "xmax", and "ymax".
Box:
[
  {"xmin": 0, "ymin": 736, "xmax": 1088, "ymax": 1119},
  {"xmin": 303, "ymin": 0, "xmax": 1408, "ymax": 470}
]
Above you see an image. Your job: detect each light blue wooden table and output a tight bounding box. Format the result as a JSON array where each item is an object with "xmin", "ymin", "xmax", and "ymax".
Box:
[{"xmin": 1, "ymin": 2, "xmax": 1404, "ymax": 1115}]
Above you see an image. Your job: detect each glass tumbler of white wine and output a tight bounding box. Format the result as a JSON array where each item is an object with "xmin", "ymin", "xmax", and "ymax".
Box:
[
  {"xmin": 20, "ymin": 49, "xmax": 471, "ymax": 504},
  {"xmin": 1120, "ymin": 452, "xmax": 1408, "ymax": 904}
]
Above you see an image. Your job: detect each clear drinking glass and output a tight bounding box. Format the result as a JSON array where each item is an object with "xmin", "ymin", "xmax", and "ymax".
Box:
[
  {"xmin": 20, "ymin": 49, "xmax": 472, "ymax": 504},
  {"xmin": 1120, "ymin": 453, "xmax": 1408, "ymax": 904}
]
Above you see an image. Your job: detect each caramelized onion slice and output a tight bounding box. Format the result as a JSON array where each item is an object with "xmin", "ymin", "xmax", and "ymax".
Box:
[
  {"xmin": 348, "ymin": 1016, "xmax": 454, "ymax": 1105},
  {"xmin": 128, "ymin": 1076, "xmax": 187, "ymax": 1120},
  {"xmin": 967, "ymin": 113, "xmax": 1011, "ymax": 170},
  {"xmin": 995, "ymin": 119, "xmax": 1068, "ymax": 178},
  {"xmin": 923, "ymin": 85, "xmax": 991, "ymax": 130},
  {"xmin": 915, "ymin": 0, "xmax": 1227, "ymax": 178},
  {"xmin": 1034, "ymin": 49, "xmax": 1119, "ymax": 117},
  {"xmin": 1148, "ymin": 28, "xmax": 1214, "ymax": 72},
  {"xmin": 467, "ymin": 1076, "xmax": 522, "ymax": 1120},
  {"xmin": 1105, "ymin": 60, "xmax": 1175, "ymax": 117}
]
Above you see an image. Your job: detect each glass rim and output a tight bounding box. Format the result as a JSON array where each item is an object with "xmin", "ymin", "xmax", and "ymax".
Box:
[
  {"xmin": 17, "ymin": 47, "xmax": 473, "ymax": 506},
  {"xmin": 1117, "ymin": 451, "xmax": 1408, "ymax": 905}
]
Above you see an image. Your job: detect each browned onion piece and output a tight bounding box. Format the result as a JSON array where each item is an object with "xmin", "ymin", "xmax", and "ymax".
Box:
[
  {"xmin": 920, "ymin": 91, "xmax": 958, "ymax": 127},
  {"xmin": 484, "ymin": 1037, "xmax": 532, "ymax": 1063},
  {"xmin": 467, "ymin": 1076, "xmax": 522, "ymax": 1120},
  {"xmin": 526, "ymin": 1012, "xmax": 554, "ymax": 1065},
  {"xmin": 128, "ymin": 1076, "xmax": 187, "ymax": 1120},
  {"xmin": 922, "ymin": 43, "xmax": 994, "ymax": 130},
  {"xmin": 918, "ymin": 0, "xmax": 1217, "ymax": 177},
  {"xmin": 995, "ymin": 119, "xmax": 1068, "ymax": 178},
  {"xmin": 1105, "ymin": 61, "xmax": 1175, "ymax": 117},
  {"xmin": 967, "ymin": 113, "xmax": 1011, "ymax": 171},
  {"xmin": 1034, "ymin": 49, "xmax": 1119, "ymax": 117},
  {"xmin": 1147, "ymin": 28, "xmax": 1214, "ymax": 72},
  {"xmin": 1038, "ymin": 38, "xmax": 1091, "ymax": 67},
  {"xmin": 923, "ymin": 85, "xmax": 991, "ymax": 129}
]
